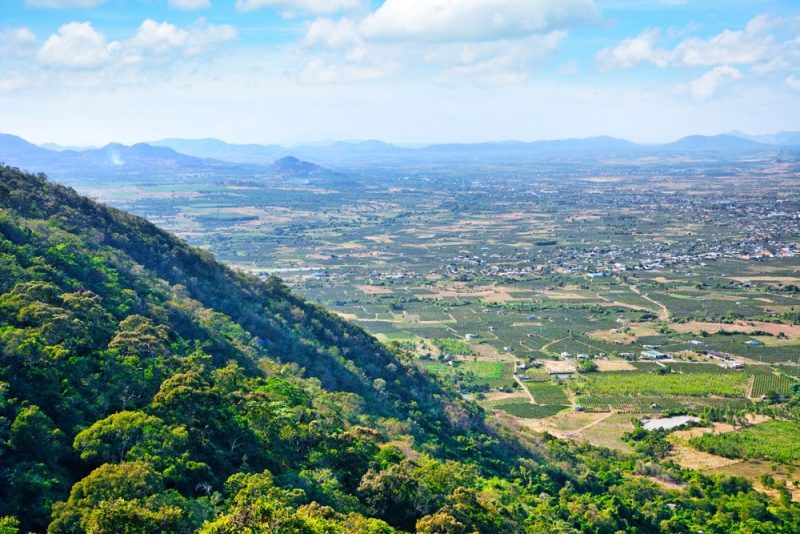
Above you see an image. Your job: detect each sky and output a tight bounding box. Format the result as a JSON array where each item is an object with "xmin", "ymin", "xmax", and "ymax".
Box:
[{"xmin": 1, "ymin": 0, "xmax": 799, "ymax": 146}]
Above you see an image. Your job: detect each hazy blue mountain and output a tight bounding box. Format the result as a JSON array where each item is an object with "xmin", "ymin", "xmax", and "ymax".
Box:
[
  {"xmin": 150, "ymin": 138, "xmax": 286, "ymax": 165},
  {"xmin": 267, "ymin": 156, "xmax": 332, "ymax": 178},
  {"xmin": 41, "ymin": 142, "xmax": 98, "ymax": 152},
  {"xmin": 727, "ymin": 130, "xmax": 800, "ymax": 146},
  {"xmin": 0, "ymin": 133, "xmax": 63, "ymax": 170},
  {"xmin": 660, "ymin": 134, "xmax": 771, "ymax": 153},
  {"xmin": 0, "ymin": 134, "xmax": 256, "ymax": 183}
]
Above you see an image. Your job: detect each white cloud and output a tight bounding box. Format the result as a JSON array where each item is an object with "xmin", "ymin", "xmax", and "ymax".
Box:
[
  {"xmin": 126, "ymin": 18, "xmax": 237, "ymax": 58},
  {"xmin": 169, "ymin": 0, "xmax": 211, "ymax": 10},
  {"xmin": 128, "ymin": 20, "xmax": 190, "ymax": 56},
  {"xmin": 37, "ymin": 22, "xmax": 114, "ymax": 69},
  {"xmin": 787, "ymin": 75, "xmax": 800, "ymax": 92},
  {"xmin": 25, "ymin": 0, "xmax": 104, "ymax": 7},
  {"xmin": 305, "ymin": 18, "xmax": 360, "ymax": 49},
  {"xmin": 673, "ymin": 23, "xmax": 773, "ymax": 67},
  {"xmin": 429, "ymin": 32, "xmax": 566, "ymax": 86},
  {"xmin": 0, "ymin": 28, "xmax": 37, "ymax": 58},
  {"xmin": 360, "ymin": 0, "xmax": 598, "ymax": 43},
  {"xmin": 35, "ymin": 18, "xmax": 236, "ymax": 76},
  {"xmin": 235, "ymin": 0, "xmax": 365, "ymax": 15},
  {"xmin": 679, "ymin": 66, "xmax": 742, "ymax": 101},
  {"xmin": 596, "ymin": 28, "xmax": 667, "ymax": 70},
  {"xmin": 597, "ymin": 14, "xmax": 796, "ymax": 71},
  {"xmin": 298, "ymin": 0, "xmax": 596, "ymax": 85}
]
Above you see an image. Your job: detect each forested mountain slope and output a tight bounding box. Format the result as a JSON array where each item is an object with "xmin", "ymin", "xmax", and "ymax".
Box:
[{"xmin": 0, "ymin": 166, "xmax": 798, "ymax": 532}]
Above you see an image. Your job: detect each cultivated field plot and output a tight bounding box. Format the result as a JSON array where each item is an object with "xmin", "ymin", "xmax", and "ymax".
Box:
[
  {"xmin": 577, "ymin": 395, "xmax": 752, "ymax": 414},
  {"xmin": 751, "ymin": 373, "xmax": 797, "ymax": 398},
  {"xmin": 421, "ymin": 360, "xmax": 516, "ymax": 390},
  {"xmin": 689, "ymin": 420, "xmax": 800, "ymax": 466},
  {"xmin": 524, "ymin": 383, "xmax": 570, "ymax": 405},
  {"xmin": 577, "ymin": 372, "xmax": 749, "ymax": 397}
]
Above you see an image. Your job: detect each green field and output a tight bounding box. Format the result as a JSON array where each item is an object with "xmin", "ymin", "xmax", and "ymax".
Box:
[
  {"xmin": 577, "ymin": 395, "xmax": 752, "ymax": 414},
  {"xmin": 421, "ymin": 360, "xmax": 516, "ymax": 389},
  {"xmin": 751, "ymin": 373, "xmax": 797, "ymax": 398},
  {"xmin": 578, "ymin": 372, "xmax": 748, "ymax": 397},
  {"xmin": 690, "ymin": 420, "xmax": 800, "ymax": 466},
  {"xmin": 493, "ymin": 401, "xmax": 566, "ymax": 419},
  {"xmin": 525, "ymin": 383, "xmax": 570, "ymax": 405}
]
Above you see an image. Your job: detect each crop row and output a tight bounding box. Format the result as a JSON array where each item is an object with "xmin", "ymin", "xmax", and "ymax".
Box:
[
  {"xmin": 576, "ymin": 395, "xmax": 753, "ymax": 414},
  {"xmin": 525, "ymin": 383, "xmax": 569, "ymax": 405},
  {"xmin": 751, "ymin": 373, "xmax": 797, "ymax": 398}
]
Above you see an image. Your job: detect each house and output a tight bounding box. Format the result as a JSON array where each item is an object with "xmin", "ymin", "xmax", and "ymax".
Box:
[
  {"xmin": 576, "ymin": 353, "xmax": 591, "ymax": 360},
  {"xmin": 708, "ymin": 350, "xmax": 732, "ymax": 361},
  {"xmin": 465, "ymin": 334, "xmax": 477, "ymax": 340},
  {"xmin": 640, "ymin": 350, "xmax": 669, "ymax": 360}
]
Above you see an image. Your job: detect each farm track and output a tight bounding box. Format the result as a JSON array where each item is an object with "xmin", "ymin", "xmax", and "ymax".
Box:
[
  {"xmin": 541, "ymin": 336, "xmax": 568, "ymax": 355},
  {"xmin": 578, "ymin": 411, "xmax": 617, "ymax": 432},
  {"xmin": 514, "ymin": 376, "xmax": 536, "ymax": 403},
  {"xmin": 629, "ymin": 284, "xmax": 671, "ymax": 320}
]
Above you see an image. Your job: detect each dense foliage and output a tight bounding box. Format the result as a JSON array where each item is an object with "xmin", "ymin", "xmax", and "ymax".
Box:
[
  {"xmin": 689, "ymin": 420, "xmax": 800, "ymax": 466},
  {"xmin": 1, "ymin": 166, "xmax": 799, "ymax": 532}
]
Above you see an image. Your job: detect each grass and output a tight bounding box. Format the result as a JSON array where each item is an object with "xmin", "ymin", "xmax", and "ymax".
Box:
[
  {"xmin": 433, "ymin": 337, "xmax": 476, "ymax": 355},
  {"xmin": 421, "ymin": 359, "xmax": 516, "ymax": 389},
  {"xmin": 493, "ymin": 402, "xmax": 566, "ymax": 419},
  {"xmin": 576, "ymin": 395, "xmax": 752, "ymax": 414},
  {"xmin": 689, "ymin": 420, "xmax": 800, "ymax": 466},
  {"xmin": 580, "ymin": 372, "xmax": 748, "ymax": 397}
]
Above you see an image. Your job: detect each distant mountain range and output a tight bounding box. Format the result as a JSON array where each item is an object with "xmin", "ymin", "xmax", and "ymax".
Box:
[
  {"xmin": 151, "ymin": 132, "xmax": 800, "ymax": 166},
  {"xmin": 1, "ymin": 131, "xmax": 799, "ymax": 183}
]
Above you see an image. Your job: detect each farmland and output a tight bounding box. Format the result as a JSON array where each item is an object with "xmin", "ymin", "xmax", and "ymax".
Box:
[
  {"xmin": 77, "ymin": 152, "xmax": 800, "ymax": 452},
  {"xmin": 492, "ymin": 401, "xmax": 566, "ymax": 419},
  {"xmin": 689, "ymin": 420, "xmax": 800, "ymax": 466},
  {"xmin": 577, "ymin": 372, "xmax": 748, "ymax": 397}
]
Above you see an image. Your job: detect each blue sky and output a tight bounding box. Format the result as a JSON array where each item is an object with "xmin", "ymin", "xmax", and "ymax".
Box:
[{"xmin": 1, "ymin": 0, "xmax": 799, "ymax": 145}]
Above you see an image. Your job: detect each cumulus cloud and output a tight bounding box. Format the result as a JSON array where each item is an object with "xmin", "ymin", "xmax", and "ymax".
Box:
[
  {"xmin": 169, "ymin": 0, "xmax": 211, "ymax": 10},
  {"xmin": 672, "ymin": 18, "xmax": 774, "ymax": 66},
  {"xmin": 787, "ymin": 75, "xmax": 800, "ymax": 92},
  {"xmin": 37, "ymin": 22, "xmax": 114, "ymax": 69},
  {"xmin": 304, "ymin": 18, "xmax": 360, "ymax": 49},
  {"xmin": 679, "ymin": 66, "xmax": 742, "ymax": 101},
  {"xmin": 235, "ymin": 0, "xmax": 365, "ymax": 15},
  {"xmin": 297, "ymin": 0, "xmax": 597, "ymax": 85},
  {"xmin": 596, "ymin": 28, "xmax": 667, "ymax": 70},
  {"xmin": 126, "ymin": 18, "xmax": 235, "ymax": 57},
  {"xmin": 0, "ymin": 27, "xmax": 37, "ymax": 58},
  {"xmin": 597, "ymin": 14, "xmax": 796, "ymax": 71},
  {"xmin": 25, "ymin": 0, "xmax": 104, "ymax": 7},
  {"xmin": 360, "ymin": 0, "xmax": 598, "ymax": 43},
  {"xmin": 35, "ymin": 18, "xmax": 236, "ymax": 74}
]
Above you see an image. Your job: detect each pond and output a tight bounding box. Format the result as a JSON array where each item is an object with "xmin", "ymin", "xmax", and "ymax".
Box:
[{"xmin": 642, "ymin": 415, "xmax": 700, "ymax": 431}]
